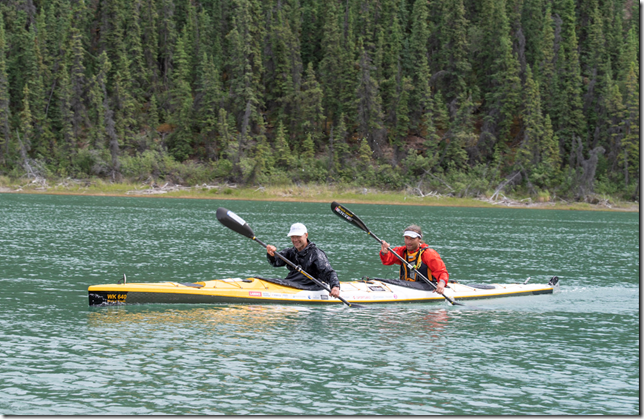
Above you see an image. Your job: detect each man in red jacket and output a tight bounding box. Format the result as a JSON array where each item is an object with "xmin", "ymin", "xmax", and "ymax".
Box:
[{"xmin": 379, "ymin": 224, "xmax": 449, "ymax": 294}]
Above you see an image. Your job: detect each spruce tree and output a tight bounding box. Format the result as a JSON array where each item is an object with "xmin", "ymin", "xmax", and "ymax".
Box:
[
  {"xmin": 68, "ymin": 27, "xmax": 88, "ymax": 139},
  {"xmin": 476, "ymin": 0, "xmax": 522, "ymax": 160},
  {"xmin": 435, "ymin": 0, "xmax": 470, "ymax": 102},
  {"xmin": 355, "ymin": 45, "xmax": 385, "ymax": 158},
  {"xmin": 517, "ymin": 65, "xmax": 545, "ymax": 170},
  {"xmin": 536, "ymin": 5, "xmax": 556, "ymax": 117},
  {"xmin": 319, "ymin": 0, "xmax": 354, "ymax": 124},
  {"xmin": 521, "ymin": 0, "xmax": 544, "ymax": 68},
  {"xmin": 264, "ymin": 0, "xmax": 302, "ymax": 131},
  {"xmin": 19, "ymin": 85, "xmax": 34, "ymax": 154},
  {"xmin": 0, "ymin": 13, "xmax": 10, "ymax": 163},
  {"xmin": 225, "ymin": 0, "xmax": 264, "ymax": 144},
  {"xmin": 124, "ymin": 0, "xmax": 149, "ymax": 107},
  {"xmin": 169, "ymin": 27, "xmax": 194, "ymax": 162},
  {"xmin": 57, "ymin": 59, "xmax": 74, "ymax": 164},
  {"xmin": 407, "ymin": 0, "xmax": 432, "ymax": 131},
  {"xmin": 621, "ymin": 63, "xmax": 639, "ymax": 186},
  {"xmin": 141, "ymin": 0, "xmax": 160, "ymax": 91},
  {"xmin": 273, "ymin": 121, "xmax": 293, "ymax": 169},
  {"xmin": 295, "ymin": 62, "xmax": 325, "ymax": 150},
  {"xmin": 196, "ymin": 52, "xmax": 223, "ymax": 161},
  {"xmin": 553, "ymin": 0, "xmax": 587, "ymax": 152}
]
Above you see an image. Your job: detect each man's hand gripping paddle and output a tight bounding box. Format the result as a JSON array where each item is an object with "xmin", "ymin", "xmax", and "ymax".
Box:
[
  {"xmin": 216, "ymin": 207, "xmax": 362, "ymax": 308},
  {"xmin": 330, "ymin": 202, "xmax": 464, "ymax": 306}
]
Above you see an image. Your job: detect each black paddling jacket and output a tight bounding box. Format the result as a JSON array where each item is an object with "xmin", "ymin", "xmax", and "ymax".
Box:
[{"xmin": 267, "ymin": 241, "xmax": 340, "ymax": 290}]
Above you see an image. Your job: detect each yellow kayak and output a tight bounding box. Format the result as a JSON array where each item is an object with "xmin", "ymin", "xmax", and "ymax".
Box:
[{"xmin": 88, "ymin": 276, "xmax": 560, "ymax": 306}]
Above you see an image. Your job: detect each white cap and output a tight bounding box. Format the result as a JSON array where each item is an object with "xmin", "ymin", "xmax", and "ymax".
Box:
[
  {"xmin": 403, "ymin": 230, "xmax": 422, "ymax": 238},
  {"xmin": 287, "ymin": 223, "xmax": 308, "ymax": 237}
]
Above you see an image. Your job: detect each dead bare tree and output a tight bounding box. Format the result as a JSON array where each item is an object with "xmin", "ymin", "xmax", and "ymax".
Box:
[
  {"xmin": 491, "ymin": 171, "xmax": 521, "ymax": 201},
  {"xmin": 572, "ymin": 136, "xmax": 605, "ymax": 200},
  {"xmin": 16, "ymin": 130, "xmax": 46, "ymax": 187}
]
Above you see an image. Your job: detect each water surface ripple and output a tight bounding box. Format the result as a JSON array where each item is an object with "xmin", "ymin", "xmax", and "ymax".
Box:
[{"xmin": 0, "ymin": 194, "xmax": 639, "ymax": 415}]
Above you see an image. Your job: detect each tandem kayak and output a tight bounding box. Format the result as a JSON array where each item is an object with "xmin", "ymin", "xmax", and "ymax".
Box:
[{"xmin": 88, "ymin": 275, "xmax": 560, "ymax": 306}]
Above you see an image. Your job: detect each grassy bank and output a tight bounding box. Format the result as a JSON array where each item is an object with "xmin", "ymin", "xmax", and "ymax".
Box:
[{"xmin": 0, "ymin": 176, "xmax": 638, "ymax": 212}]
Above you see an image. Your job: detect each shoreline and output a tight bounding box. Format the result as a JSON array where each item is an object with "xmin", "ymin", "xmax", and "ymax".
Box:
[{"xmin": 0, "ymin": 181, "xmax": 639, "ymax": 212}]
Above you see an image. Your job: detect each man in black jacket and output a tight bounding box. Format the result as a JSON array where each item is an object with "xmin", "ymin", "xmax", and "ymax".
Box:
[{"xmin": 266, "ymin": 223, "xmax": 341, "ymax": 298}]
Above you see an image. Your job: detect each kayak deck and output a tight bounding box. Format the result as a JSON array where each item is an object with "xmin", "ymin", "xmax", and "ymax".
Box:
[{"xmin": 88, "ymin": 276, "xmax": 560, "ymax": 306}]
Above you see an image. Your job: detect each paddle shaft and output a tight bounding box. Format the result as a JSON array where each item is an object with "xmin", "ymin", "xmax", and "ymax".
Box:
[{"xmin": 253, "ymin": 237, "xmax": 357, "ymax": 308}]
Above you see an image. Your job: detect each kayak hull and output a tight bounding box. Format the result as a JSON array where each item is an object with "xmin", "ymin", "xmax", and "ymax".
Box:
[{"xmin": 88, "ymin": 277, "xmax": 560, "ymax": 306}]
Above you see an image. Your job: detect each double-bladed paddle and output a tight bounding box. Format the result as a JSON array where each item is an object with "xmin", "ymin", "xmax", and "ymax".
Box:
[
  {"xmin": 330, "ymin": 201, "xmax": 464, "ymax": 306},
  {"xmin": 216, "ymin": 207, "xmax": 362, "ymax": 308}
]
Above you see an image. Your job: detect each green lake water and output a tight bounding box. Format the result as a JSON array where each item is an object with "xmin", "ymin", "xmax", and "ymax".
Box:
[{"xmin": 0, "ymin": 193, "xmax": 639, "ymax": 415}]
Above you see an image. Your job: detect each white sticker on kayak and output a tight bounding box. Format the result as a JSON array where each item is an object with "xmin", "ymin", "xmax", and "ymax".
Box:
[{"xmin": 228, "ymin": 211, "xmax": 246, "ymax": 226}]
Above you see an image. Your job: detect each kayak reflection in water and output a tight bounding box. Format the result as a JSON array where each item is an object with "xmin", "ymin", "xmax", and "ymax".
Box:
[
  {"xmin": 266, "ymin": 222, "xmax": 341, "ymax": 298},
  {"xmin": 379, "ymin": 224, "xmax": 449, "ymax": 294}
]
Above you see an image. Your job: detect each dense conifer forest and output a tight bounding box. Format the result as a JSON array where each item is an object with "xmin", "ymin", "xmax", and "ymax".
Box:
[{"xmin": 0, "ymin": 0, "xmax": 639, "ymax": 201}]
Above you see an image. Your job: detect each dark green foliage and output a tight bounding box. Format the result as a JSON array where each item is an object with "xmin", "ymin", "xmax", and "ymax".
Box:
[{"xmin": 0, "ymin": 0, "xmax": 637, "ymax": 202}]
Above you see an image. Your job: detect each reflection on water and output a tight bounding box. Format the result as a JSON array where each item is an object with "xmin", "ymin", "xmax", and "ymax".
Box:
[{"xmin": 87, "ymin": 305, "xmax": 308, "ymax": 328}]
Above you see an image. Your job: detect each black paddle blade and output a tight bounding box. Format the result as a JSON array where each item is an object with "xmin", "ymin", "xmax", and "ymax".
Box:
[
  {"xmin": 216, "ymin": 207, "xmax": 255, "ymax": 239},
  {"xmin": 331, "ymin": 202, "xmax": 370, "ymax": 233}
]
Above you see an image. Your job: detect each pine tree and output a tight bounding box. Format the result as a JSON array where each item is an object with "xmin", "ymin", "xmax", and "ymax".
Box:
[
  {"xmin": 379, "ymin": 1, "xmax": 403, "ymax": 132},
  {"xmin": 87, "ymin": 72, "xmax": 105, "ymax": 149},
  {"xmin": 196, "ymin": 52, "xmax": 223, "ymax": 160},
  {"xmin": 476, "ymin": 0, "xmax": 522, "ymax": 159},
  {"xmin": 407, "ymin": 0, "xmax": 433, "ymax": 130},
  {"xmin": 141, "ymin": 0, "xmax": 160, "ymax": 91},
  {"xmin": 273, "ymin": 121, "xmax": 293, "ymax": 169},
  {"xmin": 216, "ymin": 108, "xmax": 233, "ymax": 161},
  {"xmin": 169, "ymin": 26, "xmax": 194, "ymax": 162},
  {"xmin": 391, "ymin": 75, "xmax": 413, "ymax": 163},
  {"xmin": 517, "ymin": 65, "xmax": 545, "ymax": 169},
  {"xmin": 301, "ymin": 132, "xmax": 315, "ymax": 160},
  {"xmin": 0, "ymin": 13, "xmax": 10, "ymax": 163},
  {"xmin": 358, "ymin": 137, "xmax": 372, "ymax": 168},
  {"xmin": 521, "ymin": 0, "xmax": 544, "ymax": 68},
  {"xmin": 444, "ymin": 91, "xmax": 476, "ymax": 170},
  {"xmin": 355, "ymin": 45, "xmax": 385, "ymax": 158},
  {"xmin": 158, "ymin": 0, "xmax": 178, "ymax": 109},
  {"xmin": 333, "ymin": 113, "xmax": 350, "ymax": 173},
  {"xmin": 553, "ymin": 0, "xmax": 587, "ymax": 152},
  {"xmin": 124, "ymin": 0, "xmax": 150, "ymax": 106},
  {"xmin": 264, "ymin": 0, "xmax": 302, "ymax": 127},
  {"xmin": 319, "ymin": 0, "xmax": 355, "ymax": 123},
  {"xmin": 22, "ymin": 19, "xmax": 48, "ymax": 156},
  {"xmin": 68, "ymin": 27, "xmax": 87, "ymax": 139},
  {"xmin": 435, "ymin": 0, "xmax": 470, "ymax": 102},
  {"xmin": 96, "ymin": 51, "xmax": 121, "ymax": 179},
  {"xmin": 581, "ymin": 0, "xmax": 608, "ymax": 144},
  {"xmin": 536, "ymin": 5, "xmax": 556, "ymax": 116},
  {"xmin": 541, "ymin": 114, "xmax": 560, "ymax": 177},
  {"xmin": 19, "ymin": 85, "xmax": 34, "ymax": 153},
  {"xmin": 57, "ymin": 59, "xmax": 75, "ymax": 163},
  {"xmin": 295, "ymin": 62, "xmax": 325, "ymax": 150},
  {"xmin": 301, "ymin": 0, "xmax": 322, "ymax": 69},
  {"xmin": 225, "ymin": 0, "xmax": 264, "ymax": 155},
  {"xmin": 250, "ymin": 129, "xmax": 273, "ymax": 184},
  {"xmin": 621, "ymin": 63, "xmax": 639, "ymax": 186}
]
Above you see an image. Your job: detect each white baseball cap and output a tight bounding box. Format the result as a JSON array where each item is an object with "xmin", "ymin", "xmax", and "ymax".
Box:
[
  {"xmin": 287, "ymin": 223, "xmax": 308, "ymax": 237},
  {"xmin": 403, "ymin": 230, "xmax": 422, "ymax": 238}
]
